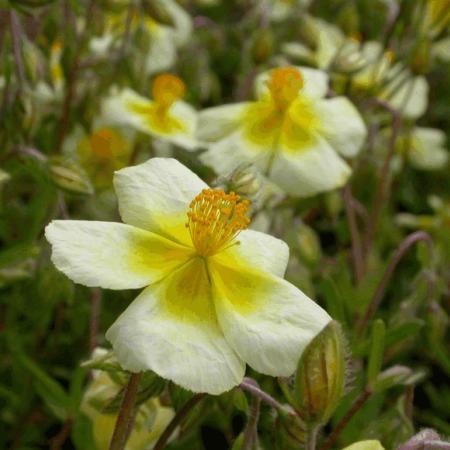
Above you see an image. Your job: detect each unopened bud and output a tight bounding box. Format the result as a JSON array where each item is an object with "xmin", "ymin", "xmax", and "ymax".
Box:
[
  {"xmin": 142, "ymin": 0, "xmax": 175, "ymax": 27},
  {"xmin": 48, "ymin": 156, "xmax": 94, "ymax": 195},
  {"xmin": 251, "ymin": 29, "xmax": 274, "ymax": 64},
  {"xmin": 342, "ymin": 440, "xmax": 385, "ymax": 450},
  {"xmin": 411, "ymin": 39, "xmax": 431, "ymax": 75},
  {"xmin": 296, "ymin": 223, "xmax": 322, "ymax": 267},
  {"xmin": 216, "ymin": 164, "xmax": 261, "ymax": 202},
  {"xmin": 372, "ymin": 365, "xmax": 425, "ymax": 392},
  {"xmin": 294, "ymin": 321, "xmax": 346, "ymax": 425}
]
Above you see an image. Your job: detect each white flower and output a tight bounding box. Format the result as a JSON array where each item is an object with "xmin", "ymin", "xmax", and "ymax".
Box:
[
  {"xmin": 102, "ymin": 74, "xmax": 198, "ymax": 150},
  {"xmin": 46, "ymin": 158, "xmax": 331, "ymax": 394},
  {"xmin": 198, "ymin": 66, "xmax": 367, "ymax": 197}
]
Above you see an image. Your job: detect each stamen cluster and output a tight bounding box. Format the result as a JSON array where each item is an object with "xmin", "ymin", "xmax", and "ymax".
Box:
[{"xmin": 186, "ymin": 189, "xmax": 251, "ymax": 257}]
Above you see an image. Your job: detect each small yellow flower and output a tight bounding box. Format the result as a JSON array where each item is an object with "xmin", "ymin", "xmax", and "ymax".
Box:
[
  {"xmin": 46, "ymin": 158, "xmax": 330, "ymax": 394},
  {"xmin": 199, "ymin": 66, "xmax": 366, "ymax": 197},
  {"xmin": 103, "ymin": 74, "xmax": 197, "ymax": 150}
]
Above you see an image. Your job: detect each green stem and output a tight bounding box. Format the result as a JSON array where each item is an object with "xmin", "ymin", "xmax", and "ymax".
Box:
[{"xmin": 305, "ymin": 426, "xmax": 319, "ymax": 450}]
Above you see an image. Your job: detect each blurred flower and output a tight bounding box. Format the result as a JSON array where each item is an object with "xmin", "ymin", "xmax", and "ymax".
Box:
[
  {"xmin": 32, "ymin": 39, "xmax": 65, "ymax": 105},
  {"xmin": 90, "ymin": 0, "xmax": 191, "ymax": 75},
  {"xmin": 103, "ymin": 73, "xmax": 198, "ymax": 150},
  {"xmin": 352, "ymin": 42, "xmax": 429, "ymax": 120},
  {"xmin": 82, "ymin": 349, "xmax": 174, "ymax": 450},
  {"xmin": 199, "ymin": 66, "xmax": 366, "ymax": 197},
  {"xmin": 265, "ymin": 0, "xmax": 312, "ymax": 22},
  {"xmin": 62, "ymin": 123, "xmax": 135, "ymax": 189},
  {"xmin": 283, "ymin": 16, "xmax": 365, "ymax": 72},
  {"xmin": 395, "ymin": 127, "xmax": 448, "ymax": 171},
  {"xmin": 342, "ymin": 441, "xmax": 385, "ymax": 450},
  {"xmin": 46, "ymin": 158, "xmax": 330, "ymax": 394}
]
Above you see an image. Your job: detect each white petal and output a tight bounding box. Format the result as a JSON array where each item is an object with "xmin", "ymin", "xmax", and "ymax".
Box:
[
  {"xmin": 387, "ymin": 76, "xmax": 428, "ymax": 120},
  {"xmin": 163, "ymin": 0, "xmax": 192, "ymax": 45},
  {"xmin": 315, "ymin": 97, "xmax": 367, "ymax": 157},
  {"xmin": 45, "ymin": 220, "xmax": 193, "ymax": 289},
  {"xmin": 197, "ymin": 103, "xmax": 250, "ymax": 143},
  {"xmin": 106, "ymin": 257, "xmax": 245, "ymax": 395},
  {"xmin": 254, "ymin": 66, "xmax": 329, "ymax": 100},
  {"xmin": 114, "ymin": 158, "xmax": 208, "ymax": 245},
  {"xmin": 409, "ymin": 127, "xmax": 448, "ymax": 170},
  {"xmin": 145, "ymin": 27, "xmax": 177, "ymax": 75},
  {"xmin": 271, "ymin": 135, "xmax": 351, "ymax": 196},
  {"xmin": 342, "ymin": 441, "xmax": 385, "ymax": 450},
  {"xmin": 210, "ymin": 261, "xmax": 331, "ymax": 376},
  {"xmin": 200, "ymin": 130, "xmax": 272, "ymax": 176},
  {"xmin": 214, "ymin": 229, "xmax": 289, "ymax": 278},
  {"xmin": 102, "ymin": 89, "xmax": 198, "ymax": 150}
]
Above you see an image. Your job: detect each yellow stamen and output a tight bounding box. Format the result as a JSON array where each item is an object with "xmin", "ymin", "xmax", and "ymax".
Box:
[
  {"xmin": 89, "ymin": 128, "xmax": 119, "ymax": 159},
  {"xmin": 151, "ymin": 73, "xmax": 186, "ymax": 110},
  {"xmin": 266, "ymin": 67, "xmax": 304, "ymax": 111},
  {"xmin": 186, "ymin": 189, "xmax": 251, "ymax": 257}
]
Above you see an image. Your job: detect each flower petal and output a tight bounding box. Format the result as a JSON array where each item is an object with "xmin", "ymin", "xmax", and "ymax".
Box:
[
  {"xmin": 215, "ymin": 229, "xmax": 289, "ymax": 278},
  {"xmin": 45, "ymin": 220, "xmax": 193, "ymax": 289},
  {"xmin": 209, "ymin": 260, "xmax": 331, "ymax": 376},
  {"xmin": 102, "ymin": 89, "xmax": 198, "ymax": 150},
  {"xmin": 114, "ymin": 158, "xmax": 208, "ymax": 245},
  {"xmin": 197, "ymin": 103, "xmax": 250, "ymax": 143},
  {"xmin": 106, "ymin": 257, "xmax": 245, "ymax": 394},
  {"xmin": 409, "ymin": 127, "xmax": 448, "ymax": 170},
  {"xmin": 315, "ymin": 97, "xmax": 367, "ymax": 157},
  {"xmin": 200, "ymin": 130, "xmax": 272, "ymax": 176},
  {"xmin": 271, "ymin": 135, "xmax": 351, "ymax": 196},
  {"xmin": 145, "ymin": 25, "xmax": 177, "ymax": 75},
  {"xmin": 387, "ymin": 76, "xmax": 428, "ymax": 120}
]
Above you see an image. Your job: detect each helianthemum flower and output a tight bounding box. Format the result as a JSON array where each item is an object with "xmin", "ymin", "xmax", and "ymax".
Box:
[
  {"xmin": 45, "ymin": 158, "xmax": 331, "ymax": 394},
  {"xmin": 103, "ymin": 74, "xmax": 197, "ymax": 150},
  {"xmin": 199, "ymin": 66, "xmax": 367, "ymax": 197},
  {"xmin": 90, "ymin": 0, "xmax": 192, "ymax": 75}
]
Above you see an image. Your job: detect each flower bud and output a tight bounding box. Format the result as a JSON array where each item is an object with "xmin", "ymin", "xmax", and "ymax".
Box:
[
  {"xmin": 296, "ymin": 223, "xmax": 322, "ymax": 267},
  {"xmin": 251, "ymin": 29, "xmax": 274, "ymax": 65},
  {"xmin": 372, "ymin": 365, "xmax": 425, "ymax": 393},
  {"xmin": 48, "ymin": 156, "xmax": 94, "ymax": 195},
  {"xmin": 342, "ymin": 440, "xmax": 385, "ymax": 450},
  {"xmin": 294, "ymin": 321, "xmax": 346, "ymax": 425},
  {"xmin": 216, "ymin": 164, "xmax": 261, "ymax": 202}
]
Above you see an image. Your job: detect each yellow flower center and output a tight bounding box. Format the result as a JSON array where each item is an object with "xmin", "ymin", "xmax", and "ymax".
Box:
[
  {"xmin": 186, "ymin": 189, "xmax": 251, "ymax": 257},
  {"xmin": 151, "ymin": 73, "xmax": 186, "ymax": 110},
  {"xmin": 266, "ymin": 67, "xmax": 304, "ymax": 111}
]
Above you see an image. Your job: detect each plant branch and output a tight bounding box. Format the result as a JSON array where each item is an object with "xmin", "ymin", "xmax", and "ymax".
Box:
[
  {"xmin": 357, "ymin": 231, "xmax": 433, "ymax": 337},
  {"xmin": 319, "ymin": 388, "xmax": 372, "ymax": 450},
  {"xmin": 242, "ymin": 389, "xmax": 261, "ymax": 450},
  {"xmin": 88, "ymin": 288, "xmax": 102, "ymax": 354},
  {"xmin": 240, "ymin": 377, "xmax": 294, "ymax": 415},
  {"xmin": 363, "ymin": 99, "xmax": 401, "ymax": 259},
  {"xmin": 153, "ymin": 393, "xmax": 206, "ymax": 450},
  {"xmin": 342, "ymin": 184, "xmax": 364, "ymax": 283},
  {"xmin": 9, "ymin": 10, "xmax": 26, "ymax": 92},
  {"xmin": 109, "ymin": 373, "xmax": 142, "ymax": 450}
]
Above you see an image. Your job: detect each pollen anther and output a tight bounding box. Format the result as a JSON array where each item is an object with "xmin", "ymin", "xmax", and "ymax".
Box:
[
  {"xmin": 267, "ymin": 67, "xmax": 304, "ymax": 111},
  {"xmin": 186, "ymin": 189, "xmax": 251, "ymax": 257}
]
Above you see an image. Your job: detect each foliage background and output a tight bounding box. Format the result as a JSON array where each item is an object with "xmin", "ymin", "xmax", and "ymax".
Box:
[{"xmin": 0, "ymin": 0, "xmax": 449, "ymax": 449}]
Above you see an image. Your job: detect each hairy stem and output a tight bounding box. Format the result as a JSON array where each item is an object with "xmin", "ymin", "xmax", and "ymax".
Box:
[
  {"xmin": 242, "ymin": 391, "xmax": 261, "ymax": 450},
  {"xmin": 319, "ymin": 388, "xmax": 371, "ymax": 450},
  {"xmin": 343, "ymin": 184, "xmax": 364, "ymax": 283},
  {"xmin": 109, "ymin": 373, "xmax": 142, "ymax": 450},
  {"xmin": 357, "ymin": 231, "xmax": 433, "ymax": 336},
  {"xmin": 153, "ymin": 393, "xmax": 206, "ymax": 450}
]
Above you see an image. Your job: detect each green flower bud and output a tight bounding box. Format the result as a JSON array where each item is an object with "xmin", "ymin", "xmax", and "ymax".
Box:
[
  {"xmin": 372, "ymin": 365, "xmax": 426, "ymax": 393},
  {"xmin": 48, "ymin": 156, "xmax": 94, "ymax": 195},
  {"xmin": 296, "ymin": 223, "xmax": 322, "ymax": 267},
  {"xmin": 251, "ymin": 29, "xmax": 274, "ymax": 64},
  {"xmin": 216, "ymin": 164, "xmax": 261, "ymax": 202},
  {"xmin": 294, "ymin": 321, "xmax": 346, "ymax": 425}
]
